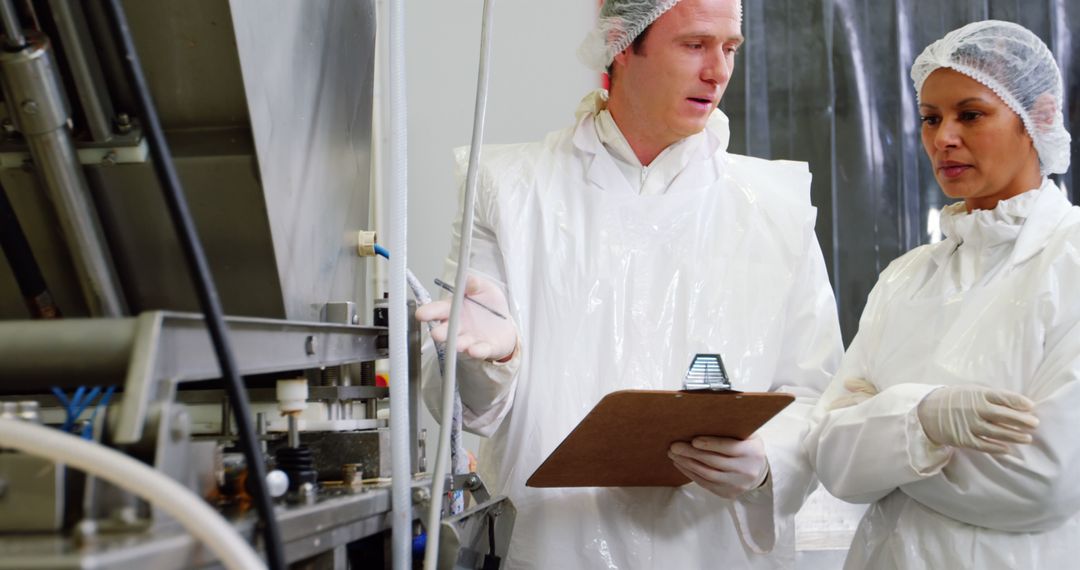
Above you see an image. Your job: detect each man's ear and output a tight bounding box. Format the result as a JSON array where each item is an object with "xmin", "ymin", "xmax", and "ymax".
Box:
[{"xmin": 612, "ymin": 49, "xmax": 629, "ymax": 70}]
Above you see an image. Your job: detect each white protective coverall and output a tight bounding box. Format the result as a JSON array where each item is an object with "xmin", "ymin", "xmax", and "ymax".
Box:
[
  {"xmin": 806, "ymin": 179, "xmax": 1080, "ymax": 569},
  {"xmin": 424, "ymin": 90, "xmax": 842, "ymax": 569}
]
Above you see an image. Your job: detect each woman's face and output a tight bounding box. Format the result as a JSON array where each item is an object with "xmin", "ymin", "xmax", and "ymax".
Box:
[{"xmin": 919, "ymin": 68, "xmax": 1042, "ymax": 211}]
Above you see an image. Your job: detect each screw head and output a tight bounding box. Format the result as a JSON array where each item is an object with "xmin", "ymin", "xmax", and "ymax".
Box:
[
  {"xmin": 115, "ymin": 113, "xmax": 133, "ymax": 134},
  {"xmin": 20, "ymin": 100, "xmax": 37, "ymax": 115}
]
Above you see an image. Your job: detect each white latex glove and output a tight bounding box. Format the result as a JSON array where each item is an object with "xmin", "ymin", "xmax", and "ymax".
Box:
[
  {"xmin": 917, "ymin": 385, "xmax": 1040, "ymax": 454},
  {"xmin": 668, "ymin": 435, "xmax": 769, "ymax": 500},
  {"xmin": 415, "ymin": 274, "xmax": 517, "ymax": 362},
  {"xmin": 829, "ymin": 377, "xmax": 879, "ymax": 411}
]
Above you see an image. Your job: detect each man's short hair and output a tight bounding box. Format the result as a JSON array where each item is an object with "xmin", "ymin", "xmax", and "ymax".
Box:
[{"xmin": 607, "ymin": 24, "xmax": 652, "ymax": 83}]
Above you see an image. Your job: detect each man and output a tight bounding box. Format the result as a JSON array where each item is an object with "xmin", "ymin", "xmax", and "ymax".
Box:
[{"xmin": 417, "ymin": 0, "xmax": 842, "ymax": 567}]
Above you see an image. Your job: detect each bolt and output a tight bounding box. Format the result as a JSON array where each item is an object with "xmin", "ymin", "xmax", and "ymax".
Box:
[
  {"xmin": 20, "ymin": 100, "xmax": 37, "ymax": 115},
  {"xmin": 73, "ymin": 519, "xmax": 98, "ymax": 548},
  {"xmin": 412, "ymin": 487, "xmax": 431, "ymax": 503},
  {"xmin": 101, "ymin": 150, "xmax": 118, "ymax": 166},
  {"xmin": 305, "ymin": 335, "xmax": 317, "ymax": 356},
  {"xmin": 170, "ymin": 410, "xmax": 190, "ymax": 442},
  {"xmin": 116, "ymin": 113, "xmax": 132, "ymax": 134},
  {"xmin": 299, "ymin": 481, "xmax": 317, "ymax": 505},
  {"xmin": 342, "ymin": 463, "xmax": 362, "ymax": 486},
  {"xmin": 351, "ymin": 314, "xmax": 360, "ymax": 325}
]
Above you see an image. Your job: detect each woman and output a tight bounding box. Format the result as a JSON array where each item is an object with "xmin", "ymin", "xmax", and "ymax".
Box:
[{"xmin": 806, "ymin": 20, "xmax": 1079, "ymax": 569}]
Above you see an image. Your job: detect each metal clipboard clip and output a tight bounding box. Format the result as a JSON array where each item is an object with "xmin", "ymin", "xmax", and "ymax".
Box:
[{"xmin": 682, "ymin": 353, "xmax": 734, "ymax": 392}]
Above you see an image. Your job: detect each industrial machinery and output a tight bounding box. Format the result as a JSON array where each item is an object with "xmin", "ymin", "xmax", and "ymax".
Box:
[{"xmin": 0, "ymin": 0, "xmax": 512, "ymax": 568}]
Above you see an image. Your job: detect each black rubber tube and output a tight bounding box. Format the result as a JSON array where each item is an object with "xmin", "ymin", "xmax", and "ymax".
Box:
[
  {"xmin": 0, "ymin": 183, "xmax": 61, "ymax": 318},
  {"xmin": 99, "ymin": 1, "xmax": 285, "ymax": 567}
]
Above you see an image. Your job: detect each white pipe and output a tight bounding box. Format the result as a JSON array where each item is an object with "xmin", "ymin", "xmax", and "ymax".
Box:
[
  {"xmin": 0, "ymin": 418, "xmax": 264, "ymax": 570},
  {"xmin": 387, "ymin": 0, "xmax": 412, "ymax": 568},
  {"xmin": 423, "ymin": 0, "xmax": 497, "ymax": 567}
]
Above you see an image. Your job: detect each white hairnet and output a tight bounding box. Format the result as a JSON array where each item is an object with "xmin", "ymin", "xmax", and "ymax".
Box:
[
  {"xmin": 577, "ymin": 0, "xmax": 682, "ymax": 73},
  {"xmin": 911, "ymin": 20, "xmax": 1071, "ymax": 175}
]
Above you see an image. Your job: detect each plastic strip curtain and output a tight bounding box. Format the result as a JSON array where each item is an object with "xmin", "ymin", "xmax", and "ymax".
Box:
[{"xmin": 721, "ymin": 0, "xmax": 1078, "ymax": 343}]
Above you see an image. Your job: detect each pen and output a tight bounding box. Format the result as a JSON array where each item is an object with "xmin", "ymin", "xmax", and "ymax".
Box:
[{"xmin": 433, "ymin": 278, "xmax": 508, "ymax": 320}]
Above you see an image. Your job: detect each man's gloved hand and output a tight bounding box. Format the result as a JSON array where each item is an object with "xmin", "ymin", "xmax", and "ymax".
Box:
[
  {"xmin": 828, "ymin": 377, "xmax": 879, "ymax": 411},
  {"xmin": 668, "ymin": 435, "xmax": 769, "ymax": 500},
  {"xmin": 917, "ymin": 385, "xmax": 1040, "ymax": 454},
  {"xmin": 415, "ymin": 274, "xmax": 517, "ymax": 362}
]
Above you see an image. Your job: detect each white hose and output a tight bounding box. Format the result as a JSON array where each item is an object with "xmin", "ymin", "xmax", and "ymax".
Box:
[
  {"xmin": 422, "ymin": 0, "xmax": 497, "ymax": 567},
  {"xmin": 387, "ymin": 0, "xmax": 413, "ymax": 568},
  {"xmin": 0, "ymin": 418, "xmax": 264, "ymax": 570}
]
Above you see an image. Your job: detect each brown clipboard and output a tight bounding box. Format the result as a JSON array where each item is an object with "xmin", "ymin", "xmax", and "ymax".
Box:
[{"xmin": 526, "ymin": 389, "xmax": 794, "ymax": 488}]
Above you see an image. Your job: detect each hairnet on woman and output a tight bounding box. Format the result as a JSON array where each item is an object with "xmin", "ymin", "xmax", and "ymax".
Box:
[{"xmin": 806, "ymin": 20, "xmax": 1080, "ymax": 569}]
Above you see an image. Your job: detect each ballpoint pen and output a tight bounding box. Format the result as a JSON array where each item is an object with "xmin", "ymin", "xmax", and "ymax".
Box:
[{"xmin": 433, "ymin": 278, "xmax": 508, "ymax": 320}]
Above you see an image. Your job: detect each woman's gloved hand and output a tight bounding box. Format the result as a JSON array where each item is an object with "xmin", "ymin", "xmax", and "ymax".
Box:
[
  {"xmin": 415, "ymin": 274, "xmax": 517, "ymax": 362},
  {"xmin": 917, "ymin": 385, "xmax": 1040, "ymax": 454},
  {"xmin": 668, "ymin": 435, "xmax": 769, "ymax": 500},
  {"xmin": 828, "ymin": 377, "xmax": 879, "ymax": 411}
]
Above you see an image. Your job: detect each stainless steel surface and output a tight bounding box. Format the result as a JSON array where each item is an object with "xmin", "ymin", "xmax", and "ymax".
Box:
[
  {"xmin": 0, "ymin": 32, "xmax": 125, "ymax": 317},
  {"xmin": 438, "ymin": 495, "xmax": 515, "ymax": 570},
  {"xmin": 227, "ymin": 0, "xmax": 376, "ymax": 322},
  {"xmin": 287, "ymin": 413, "xmax": 299, "ymax": 448},
  {"xmin": 0, "ymin": 479, "xmax": 431, "ymax": 569},
  {"xmin": 0, "ymin": 452, "xmax": 64, "ymax": 531},
  {"xmin": 116, "ymin": 0, "xmax": 249, "ymax": 129},
  {"xmin": 0, "ymin": 311, "xmax": 385, "ymax": 385},
  {"xmin": 176, "ymin": 386, "xmax": 390, "ymax": 405},
  {"xmin": 47, "ymin": 0, "xmax": 117, "ymax": 142},
  {"xmin": 722, "ymin": 0, "xmax": 1080, "ymax": 343},
  {"xmin": 0, "ymin": 0, "xmax": 24, "ymax": 49},
  {"xmin": 0, "ymin": 0, "xmax": 378, "ymax": 324}
]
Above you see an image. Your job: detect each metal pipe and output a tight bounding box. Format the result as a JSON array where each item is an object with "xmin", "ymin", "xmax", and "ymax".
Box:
[
  {"xmin": 387, "ymin": 0, "xmax": 412, "ymax": 567},
  {"xmin": 0, "ymin": 0, "xmax": 25, "ymax": 50},
  {"xmin": 424, "ymin": 0, "xmax": 497, "ymax": 567},
  {"xmin": 287, "ymin": 414, "xmax": 299, "ymax": 448},
  {"xmin": 47, "ymin": 0, "xmax": 116, "ymax": 142},
  {"xmin": 0, "ymin": 33, "xmax": 125, "ymax": 316}
]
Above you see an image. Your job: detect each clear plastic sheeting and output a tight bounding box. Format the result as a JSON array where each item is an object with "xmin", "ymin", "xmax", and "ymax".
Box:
[{"xmin": 719, "ymin": 0, "xmax": 1079, "ymax": 343}]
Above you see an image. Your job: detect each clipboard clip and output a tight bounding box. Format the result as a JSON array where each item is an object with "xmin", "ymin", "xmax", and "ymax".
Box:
[{"xmin": 682, "ymin": 353, "xmax": 734, "ymax": 392}]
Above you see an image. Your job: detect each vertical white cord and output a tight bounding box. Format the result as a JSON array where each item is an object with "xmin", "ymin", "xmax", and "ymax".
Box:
[
  {"xmin": 387, "ymin": 0, "xmax": 411, "ymax": 567},
  {"xmin": 422, "ymin": 0, "xmax": 497, "ymax": 568}
]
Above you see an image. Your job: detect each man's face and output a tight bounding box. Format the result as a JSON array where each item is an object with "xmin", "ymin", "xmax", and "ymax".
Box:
[{"xmin": 611, "ymin": 0, "xmax": 743, "ymax": 149}]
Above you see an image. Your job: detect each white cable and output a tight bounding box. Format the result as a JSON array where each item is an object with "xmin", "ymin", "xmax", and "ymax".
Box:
[
  {"xmin": 387, "ymin": 0, "xmax": 413, "ymax": 568},
  {"xmin": 423, "ymin": 0, "xmax": 497, "ymax": 567},
  {"xmin": 0, "ymin": 418, "xmax": 264, "ymax": 570}
]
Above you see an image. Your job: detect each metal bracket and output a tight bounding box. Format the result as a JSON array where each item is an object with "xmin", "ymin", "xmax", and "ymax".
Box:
[{"xmin": 448, "ymin": 472, "xmax": 490, "ymax": 504}]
